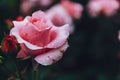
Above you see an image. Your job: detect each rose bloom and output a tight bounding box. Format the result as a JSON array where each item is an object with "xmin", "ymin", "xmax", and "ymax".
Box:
[
  {"xmin": 10, "ymin": 10, "xmax": 70, "ymax": 66},
  {"xmin": 46, "ymin": 0, "xmax": 83, "ymax": 33},
  {"xmin": 20, "ymin": 0, "xmax": 54, "ymax": 15},
  {"xmin": 118, "ymin": 31, "xmax": 120, "ymax": 41},
  {"xmin": 61, "ymin": 0, "xmax": 83, "ymax": 19},
  {"xmin": 20, "ymin": 0, "xmax": 36, "ymax": 15},
  {"xmin": 38, "ymin": 0, "xmax": 53, "ymax": 7},
  {"xmin": 87, "ymin": 0, "xmax": 119, "ymax": 17}
]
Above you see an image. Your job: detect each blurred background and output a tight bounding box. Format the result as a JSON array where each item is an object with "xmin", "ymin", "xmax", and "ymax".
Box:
[{"xmin": 0, "ymin": 0, "xmax": 120, "ymax": 80}]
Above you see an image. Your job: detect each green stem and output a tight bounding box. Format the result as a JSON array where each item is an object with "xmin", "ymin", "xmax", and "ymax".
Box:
[
  {"xmin": 32, "ymin": 69, "xmax": 39, "ymax": 80},
  {"xmin": 2, "ymin": 64, "xmax": 18, "ymax": 77},
  {"xmin": 14, "ymin": 59, "xmax": 24, "ymax": 80},
  {"xmin": 32, "ymin": 58, "xmax": 39, "ymax": 80}
]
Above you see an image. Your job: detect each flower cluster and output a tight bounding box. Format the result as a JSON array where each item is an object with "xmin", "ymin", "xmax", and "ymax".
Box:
[{"xmin": 8, "ymin": 0, "xmax": 83, "ymax": 66}]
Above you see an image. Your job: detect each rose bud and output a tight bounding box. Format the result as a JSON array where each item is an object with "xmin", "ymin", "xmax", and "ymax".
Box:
[
  {"xmin": 10, "ymin": 10, "xmax": 70, "ymax": 66},
  {"xmin": 1, "ymin": 35, "xmax": 18, "ymax": 53},
  {"xmin": 6, "ymin": 19, "xmax": 14, "ymax": 29},
  {"xmin": 16, "ymin": 16, "xmax": 24, "ymax": 21}
]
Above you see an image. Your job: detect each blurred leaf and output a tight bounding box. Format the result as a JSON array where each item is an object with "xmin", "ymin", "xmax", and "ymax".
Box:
[
  {"xmin": 13, "ymin": 78, "xmax": 21, "ymax": 80},
  {"xmin": 0, "ymin": 56, "xmax": 4, "ymax": 64},
  {"xmin": 97, "ymin": 74, "xmax": 107, "ymax": 80},
  {"xmin": 56, "ymin": 74, "xmax": 82, "ymax": 80}
]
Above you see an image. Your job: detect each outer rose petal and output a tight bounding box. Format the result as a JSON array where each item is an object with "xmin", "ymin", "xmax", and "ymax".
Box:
[
  {"xmin": 58, "ymin": 42, "xmax": 69, "ymax": 53},
  {"xmin": 13, "ymin": 16, "xmax": 29, "ymax": 28},
  {"xmin": 46, "ymin": 24, "xmax": 70, "ymax": 48},
  {"xmin": 17, "ymin": 44, "xmax": 29, "ymax": 58},
  {"xmin": 34, "ymin": 49, "xmax": 63, "ymax": 66}
]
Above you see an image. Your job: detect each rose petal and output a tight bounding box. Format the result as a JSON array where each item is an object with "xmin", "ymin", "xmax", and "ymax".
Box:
[
  {"xmin": 32, "ymin": 10, "xmax": 45, "ymax": 19},
  {"xmin": 46, "ymin": 24, "xmax": 70, "ymax": 48},
  {"xmin": 17, "ymin": 44, "xmax": 29, "ymax": 58},
  {"xmin": 13, "ymin": 16, "xmax": 30, "ymax": 28},
  {"xmin": 34, "ymin": 49, "xmax": 63, "ymax": 66},
  {"xmin": 30, "ymin": 10, "xmax": 53, "ymax": 31},
  {"xmin": 58, "ymin": 42, "xmax": 69, "ymax": 53},
  {"xmin": 10, "ymin": 25, "xmax": 43, "ymax": 50},
  {"xmin": 16, "ymin": 10, "xmax": 53, "ymax": 47}
]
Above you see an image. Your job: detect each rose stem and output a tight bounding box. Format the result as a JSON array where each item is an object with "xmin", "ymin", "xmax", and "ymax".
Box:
[
  {"xmin": 1, "ymin": 64, "xmax": 18, "ymax": 77},
  {"xmin": 32, "ymin": 57, "xmax": 39, "ymax": 80},
  {"xmin": 32, "ymin": 69, "xmax": 39, "ymax": 80},
  {"xmin": 13, "ymin": 58, "xmax": 25, "ymax": 80}
]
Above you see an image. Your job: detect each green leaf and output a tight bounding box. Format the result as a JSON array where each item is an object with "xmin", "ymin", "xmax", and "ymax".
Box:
[{"xmin": 0, "ymin": 56, "xmax": 4, "ymax": 64}]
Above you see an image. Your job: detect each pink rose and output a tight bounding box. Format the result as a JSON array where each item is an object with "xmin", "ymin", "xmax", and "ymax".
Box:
[
  {"xmin": 20, "ymin": 0, "xmax": 37, "ymax": 15},
  {"xmin": 38, "ymin": 0, "xmax": 54, "ymax": 7},
  {"xmin": 118, "ymin": 31, "xmax": 120, "ymax": 41},
  {"xmin": 87, "ymin": 0, "xmax": 119, "ymax": 17},
  {"xmin": 46, "ymin": 4, "xmax": 74, "ymax": 32},
  {"xmin": 20, "ymin": 0, "xmax": 54, "ymax": 15},
  {"xmin": 46, "ymin": 0, "xmax": 83, "ymax": 33},
  {"xmin": 10, "ymin": 10, "xmax": 70, "ymax": 66},
  {"xmin": 61, "ymin": 0, "xmax": 83, "ymax": 19}
]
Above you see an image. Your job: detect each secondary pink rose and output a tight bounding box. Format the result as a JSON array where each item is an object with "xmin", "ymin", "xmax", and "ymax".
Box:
[
  {"xmin": 46, "ymin": 0, "xmax": 83, "ymax": 33},
  {"xmin": 61, "ymin": 0, "xmax": 83, "ymax": 19},
  {"xmin": 118, "ymin": 31, "xmax": 120, "ymax": 41},
  {"xmin": 38, "ymin": 0, "xmax": 54, "ymax": 7},
  {"xmin": 20, "ymin": 0, "xmax": 37, "ymax": 15},
  {"xmin": 20, "ymin": 0, "xmax": 54, "ymax": 15},
  {"xmin": 87, "ymin": 0, "xmax": 119, "ymax": 17},
  {"xmin": 10, "ymin": 10, "xmax": 70, "ymax": 66}
]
